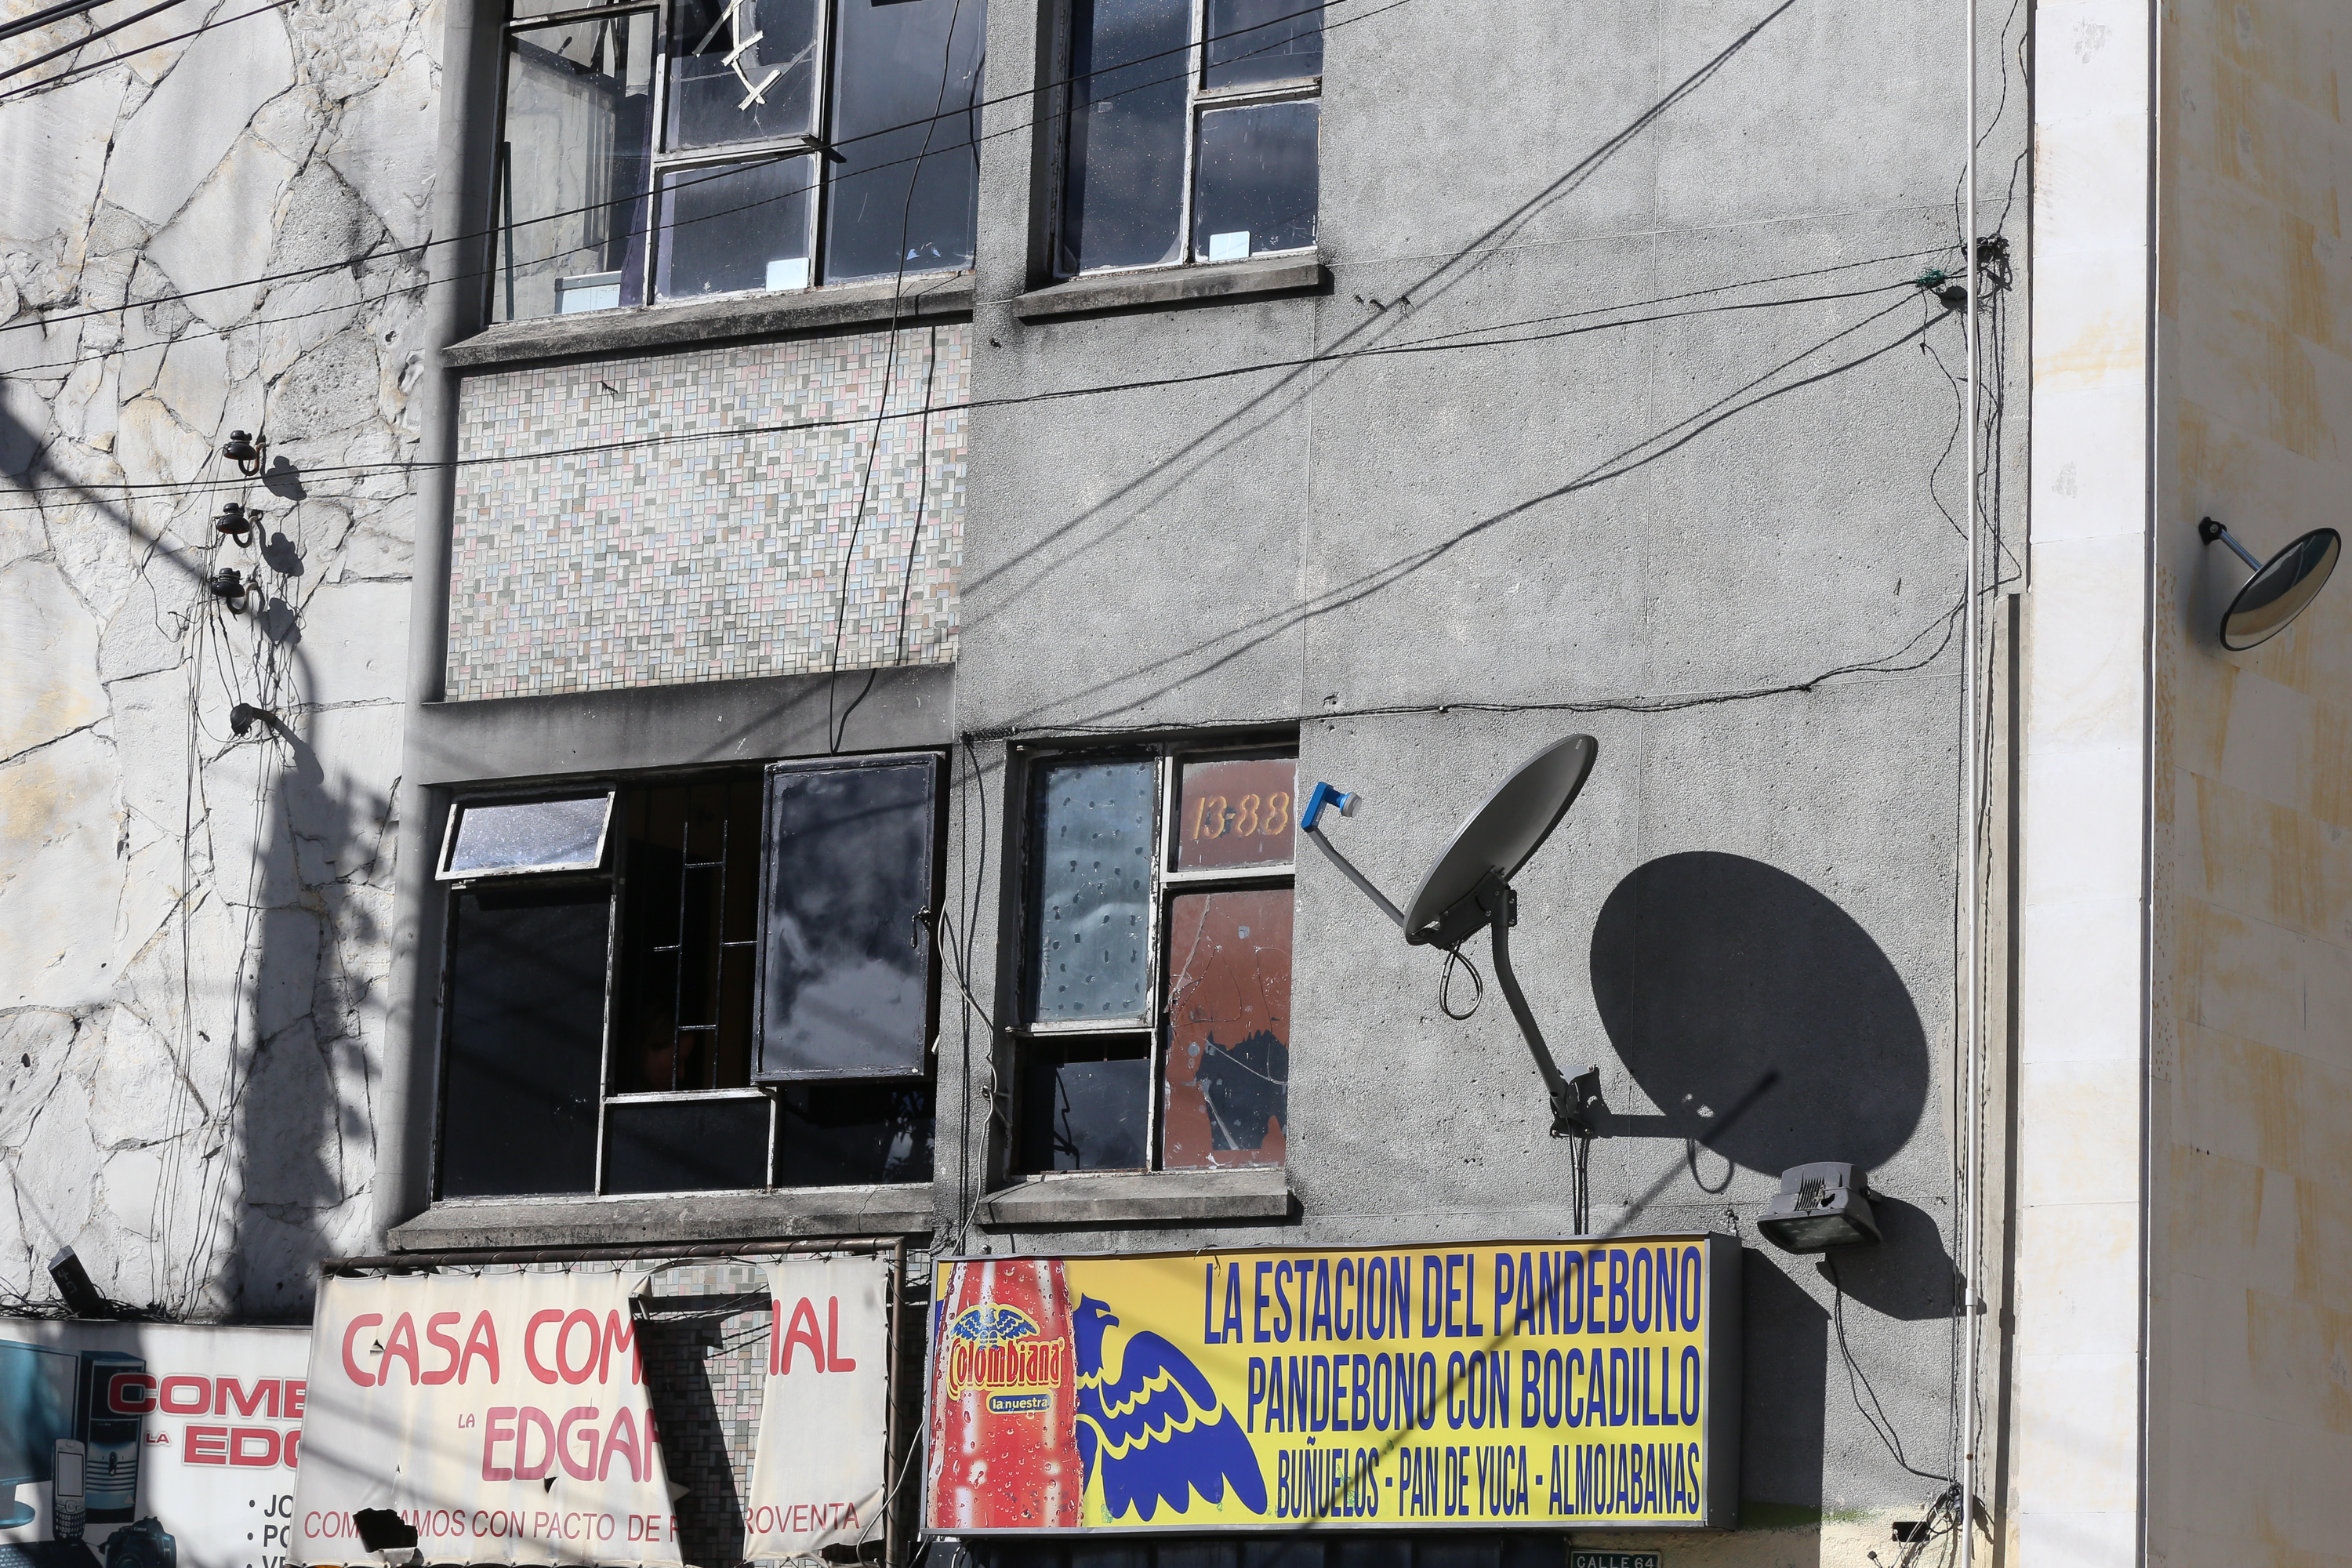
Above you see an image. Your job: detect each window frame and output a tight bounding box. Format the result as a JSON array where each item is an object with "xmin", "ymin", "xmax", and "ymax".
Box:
[
  {"xmin": 1047, "ymin": 0, "xmax": 1323, "ymax": 281},
  {"xmin": 430, "ymin": 758, "xmax": 945, "ymax": 1203},
  {"xmin": 487, "ymin": 0, "xmax": 977, "ymax": 322},
  {"xmin": 1004, "ymin": 735, "xmax": 1298, "ymax": 1174}
]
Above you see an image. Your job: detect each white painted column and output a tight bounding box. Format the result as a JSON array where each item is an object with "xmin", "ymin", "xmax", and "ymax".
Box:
[{"xmin": 2014, "ymin": 0, "xmax": 2154, "ymax": 1563}]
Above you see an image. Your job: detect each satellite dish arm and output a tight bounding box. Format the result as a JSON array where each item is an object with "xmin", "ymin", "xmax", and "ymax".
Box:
[
  {"xmin": 1304, "ymin": 823, "xmax": 1406, "ymax": 930},
  {"xmin": 1301, "ymin": 782, "xmax": 1406, "ymax": 929},
  {"xmin": 1471, "ymin": 869, "xmax": 1599, "ymax": 1139}
]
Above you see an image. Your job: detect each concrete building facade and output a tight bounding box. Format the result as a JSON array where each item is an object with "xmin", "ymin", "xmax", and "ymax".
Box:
[{"xmin": 2, "ymin": 0, "xmax": 2346, "ymax": 1563}]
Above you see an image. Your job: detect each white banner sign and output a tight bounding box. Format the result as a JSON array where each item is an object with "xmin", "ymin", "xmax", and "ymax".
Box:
[
  {"xmin": 742, "ymin": 1258, "xmax": 888, "ymax": 1563},
  {"xmin": 292, "ymin": 1270, "xmax": 681, "ymax": 1567},
  {"xmin": 0, "ymin": 1320, "xmax": 310, "ymax": 1568}
]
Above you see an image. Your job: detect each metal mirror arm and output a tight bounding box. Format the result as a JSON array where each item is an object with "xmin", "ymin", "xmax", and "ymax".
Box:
[
  {"xmin": 2199, "ymin": 517, "xmax": 2264, "ymax": 572},
  {"xmin": 1466, "ymin": 870, "xmax": 1599, "ymax": 1140}
]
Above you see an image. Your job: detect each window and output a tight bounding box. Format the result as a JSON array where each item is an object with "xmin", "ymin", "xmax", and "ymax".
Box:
[
  {"xmin": 491, "ymin": 0, "xmax": 988, "ymax": 321},
  {"xmin": 434, "ymin": 756, "xmax": 942, "ymax": 1199},
  {"xmin": 1054, "ymin": 0, "xmax": 1320, "ymax": 276},
  {"xmin": 1010, "ymin": 742, "xmax": 1294, "ymax": 1172}
]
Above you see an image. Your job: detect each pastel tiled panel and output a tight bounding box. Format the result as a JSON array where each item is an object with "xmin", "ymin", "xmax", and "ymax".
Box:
[
  {"xmin": 447, "ymin": 327, "xmax": 970, "ymax": 700},
  {"xmin": 641, "ymin": 1262, "xmax": 772, "ymax": 1568}
]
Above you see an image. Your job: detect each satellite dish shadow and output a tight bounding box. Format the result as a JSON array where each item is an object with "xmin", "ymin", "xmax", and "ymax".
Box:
[{"xmin": 1587, "ymin": 851, "xmax": 1930, "ymax": 1175}]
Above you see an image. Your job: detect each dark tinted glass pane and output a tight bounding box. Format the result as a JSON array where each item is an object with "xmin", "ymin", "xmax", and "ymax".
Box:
[
  {"xmin": 1173, "ymin": 753, "xmax": 1295, "ymax": 869},
  {"xmin": 1018, "ymin": 1038, "xmax": 1149, "ymax": 1171},
  {"xmin": 446, "ymin": 794, "xmax": 612, "ymax": 874},
  {"xmin": 1058, "ymin": 0, "xmax": 1187, "ymax": 274},
  {"xmin": 1025, "ymin": 757, "xmax": 1155, "ymax": 1023},
  {"xmin": 822, "ymin": 0, "xmax": 987, "ymax": 281},
  {"xmin": 665, "ymin": 0, "xmax": 819, "ymax": 149},
  {"xmin": 775, "ymin": 1080, "xmax": 935, "ymax": 1185},
  {"xmin": 656, "ymin": 154, "xmax": 815, "ymax": 298},
  {"xmin": 440, "ymin": 885, "xmax": 608, "ymax": 1196},
  {"xmin": 1204, "ymin": 0, "xmax": 1322, "ymax": 89},
  {"xmin": 1161, "ymin": 887, "xmax": 1290, "ymax": 1169},
  {"xmin": 756, "ymin": 756, "xmax": 938, "ymax": 1079},
  {"xmin": 604, "ymin": 1095, "xmax": 770, "ymax": 1192},
  {"xmin": 1192, "ymin": 100, "xmax": 1316, "ymax": 260},
  {"xmin": 495, "ymin": 13, "xmax": 655, "ymax": 320}
]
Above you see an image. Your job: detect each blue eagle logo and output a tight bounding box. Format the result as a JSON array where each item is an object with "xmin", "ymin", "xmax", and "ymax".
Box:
[
  {"xmin": 950, "ymin": 1304, "xmax": 1040, "ymax": 1346},
  {"xmin": 1071, "ymin": 1294, "xmax": 1267, "ymax": 1521}
]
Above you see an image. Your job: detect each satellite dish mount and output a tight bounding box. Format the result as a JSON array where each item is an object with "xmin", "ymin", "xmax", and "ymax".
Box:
[{"xmin": 1301, "ymin": 736, "xmax": 1605, "ymax": 1139}]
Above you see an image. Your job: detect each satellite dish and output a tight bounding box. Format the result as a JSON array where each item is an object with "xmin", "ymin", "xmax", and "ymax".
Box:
[
  {"xmin": 2201, "ymin": 518, "xmax": 2340, "ymax": 651},
  {"xmin": 1403, "ymin": 734, "xmax": 1598, "ymax": 939},
  {"xmin": 1300, "ymin": 734, "xmax": 1603, "ymax": 1140}
]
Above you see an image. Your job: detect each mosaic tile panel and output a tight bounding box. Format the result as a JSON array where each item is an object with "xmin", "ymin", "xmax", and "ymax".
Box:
[
  {"xmin": 641, "ymin": 1262, "xmax": 775, "ymax": 1568},
  {"xmin": 448, "ymin": 325, "xmax": 969, "ymax": 700}
]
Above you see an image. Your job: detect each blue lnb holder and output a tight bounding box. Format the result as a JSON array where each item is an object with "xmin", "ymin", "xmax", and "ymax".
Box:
[{"xmin": 1301, "ymin": 781, "xmax": 1359, "ymax": 833}]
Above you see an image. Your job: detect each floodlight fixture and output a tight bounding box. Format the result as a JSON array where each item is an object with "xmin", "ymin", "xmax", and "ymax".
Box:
[
  {"xmin": 1756, "ymin": 1161, "xmax": 1882, "ymax": 1252},
  {"xmin": 1303, "ymin": 734, "xmax": 1604, "ymax": 1138},
  {"xmin": 2198, "ymin": 517, "xmax": 2339, "ymax": 651}
]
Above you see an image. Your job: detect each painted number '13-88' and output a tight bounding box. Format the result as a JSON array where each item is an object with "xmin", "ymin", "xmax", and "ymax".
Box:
[{"xmin": 1192, "ymin": 792, "xmax": 1291, "ymax": 840}]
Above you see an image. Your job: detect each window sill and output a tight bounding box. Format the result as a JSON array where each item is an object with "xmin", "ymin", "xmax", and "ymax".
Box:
[
  {"xmin": 387, "ymin": 1186, "xmax": 936, "ymax": 1251},
  {"xmin": 441, "ymin": 271, "xmax": 976, "ymax": 371},
  {"xmin": 1011, "ymin": 253, "xmax": 1325, "ymax": 322},
  {"xmin": 975, "ymin": 1167, "xmax": 1294, "ymax": 1228}
]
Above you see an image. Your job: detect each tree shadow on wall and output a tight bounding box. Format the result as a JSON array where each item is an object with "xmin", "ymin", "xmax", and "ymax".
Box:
[{"xmin": 1587, "ymin": 851, "xmax": 1930, "ymax": 1177}]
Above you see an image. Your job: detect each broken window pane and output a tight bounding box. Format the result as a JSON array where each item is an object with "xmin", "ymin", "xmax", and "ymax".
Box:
[
  {"xmin": 655, "ymin": 154, "xmax": 816, "ymax": 298},
  {"xmin": 665, "ymin": 0, "xmax": 819, "ymax": 150},
  {"xmin": 775, "ymin": 1080, "xmax": 936, "ymax": 1185},
  {"xmin": 440, "ymin": 885, "xmax": 608, "ymax": 1197},
  {"xmin": 1173, "ymin": 753, "xmax": 1295, "ymax": 869},
  {"xmin": 822, "ymin": 0, "xmax": 987, "ymax": 281},
  {"xmin": 603, "ymin": 1095, "xmax": 771, "ymax": 1192},
  {"xmin": 444, "ymin": 793, "xmax": 615, "ymax": 877},
  {"xmin": 1025, "ymin": 757, "xmax": 1156, "ymax": 1022},
  {"xmin": 1191, "ymin": 100, "xmax": 1317, "ymax": 259},
  {"xmin": 1020, "ymin": 1037, "xmax": 1150, "ymax": 1171},
  {"xmin": 615, "ymin": 780, "xmax": 761, "ymax": 1092},
  {"xmin": 495, "ymin": 13, "xmax": 655, "ymax": 321},
  {"xmin": 1058, "ymin": 0, "xmax": 1188, "ymax": 273},
  {"xmin": 1162, "ymin": 888, "xmax": 1290, "ymax": 1168},
  {"xmin": 755, "ymin": 756, "xmax": 938, "ymax": 1080},
  {"xmin": 1203, "ymin": 0, "xmax": 1323, "ymax": 89}
]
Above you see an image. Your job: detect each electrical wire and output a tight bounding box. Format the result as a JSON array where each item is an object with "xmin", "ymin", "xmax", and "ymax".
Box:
[
  {"xmin": 1826, "ymin": 1254, "xmax": 1955, "ymax": 1486},
  {"xmin": 0, "ymin": 0, "xmax": 1374, "ymax": 323},
  {"xmin": 0, "ymin": 0, "xmax": 189, "ymax": 84},
  {"xmin": 0, "ymin": 0, "xmax": 132, "ymax": 46},
  {"xmin": 0, "ymin": 268, "xmax": 1954, "ymax": 514}
]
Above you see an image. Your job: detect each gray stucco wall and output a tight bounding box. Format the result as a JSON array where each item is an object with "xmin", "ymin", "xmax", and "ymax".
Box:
[{"xmin": 935, "ymin": 0, "xmax": 2031, "ymax": 1551}]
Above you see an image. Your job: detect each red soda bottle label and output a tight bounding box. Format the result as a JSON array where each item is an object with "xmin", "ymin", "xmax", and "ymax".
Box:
[{"xmin": 925, "ymin": 1258, "xmax": 1082, "ymax": 1530}]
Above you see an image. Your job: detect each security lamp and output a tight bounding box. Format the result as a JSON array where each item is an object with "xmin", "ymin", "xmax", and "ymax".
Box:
[
  {"xmin": 49, "ymin": 1247, "xmax": 112, "ymax": 1318},
  {"xmin": 1757, "ymin": 1162, "xmax": 1882, "ymax": 1252}
]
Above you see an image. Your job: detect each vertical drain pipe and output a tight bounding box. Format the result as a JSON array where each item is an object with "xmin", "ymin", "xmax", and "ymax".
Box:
[{"xmin": 1958, "ymin": 0, "xmax": 1985, "ymax": 1560}]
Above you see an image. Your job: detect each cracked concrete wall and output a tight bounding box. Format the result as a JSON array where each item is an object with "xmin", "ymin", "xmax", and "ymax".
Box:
[{"xmin": 0, "ymin": 0, "xmax": 437, "ymax": 1319}]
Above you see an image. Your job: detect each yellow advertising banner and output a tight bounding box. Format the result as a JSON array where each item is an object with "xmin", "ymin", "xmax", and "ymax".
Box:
[{"xmin": 924, "ymin": 1236, "xmax": 1740, "ymax": 1535}]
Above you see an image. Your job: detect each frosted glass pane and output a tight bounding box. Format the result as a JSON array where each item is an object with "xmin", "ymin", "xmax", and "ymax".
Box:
[
  {"xmin": 446, "ymin": 795, "xmax": 612, "ymax": 875},
  {"xmin": 1025, "ymin": 758, "xmax": 1155, "ymax": 1022}
]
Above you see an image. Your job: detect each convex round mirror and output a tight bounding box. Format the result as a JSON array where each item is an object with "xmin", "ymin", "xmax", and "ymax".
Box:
[{"xmin": 2201, "ymin": 518, "xmax": 2341, "ymax": 651}]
